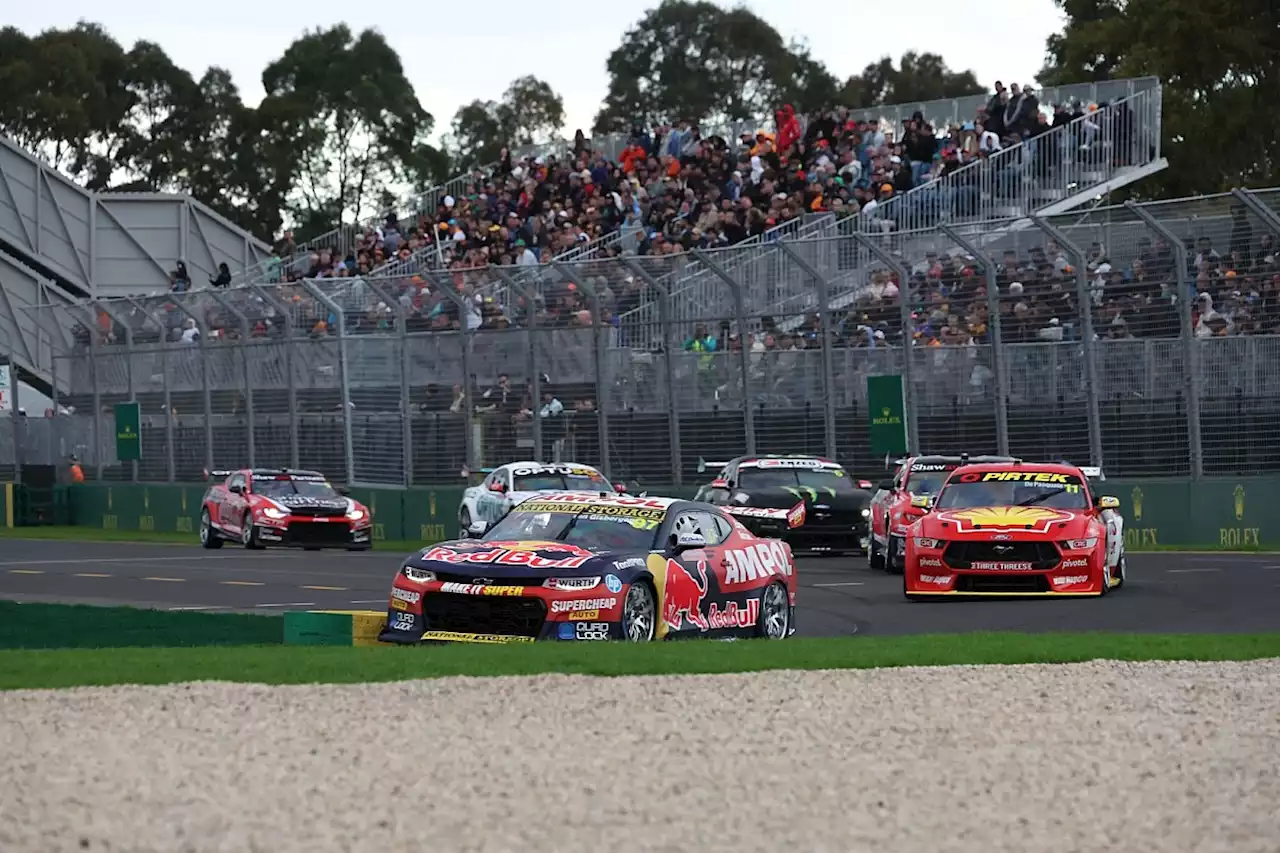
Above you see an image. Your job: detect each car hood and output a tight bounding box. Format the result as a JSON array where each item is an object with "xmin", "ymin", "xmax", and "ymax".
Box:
[
  {"xmin": 733, "ymin": 488, "xmax": 870, "ymax": 511},
  {"xmin": 923, "ymin": 506, "xmax": 1095, "ymax": 538},
  {"xmin": 405, "ymin": 539, "xmax": 643, "ymax": 580},
  {"xmin": 264, "ymin": 494, "xmax": 352, "ymax": 512}
]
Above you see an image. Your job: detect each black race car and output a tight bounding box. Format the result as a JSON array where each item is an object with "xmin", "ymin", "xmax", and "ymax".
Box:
[{"xmin": 694, "ymin": 455, "xmax": 873, "ymax": 554}]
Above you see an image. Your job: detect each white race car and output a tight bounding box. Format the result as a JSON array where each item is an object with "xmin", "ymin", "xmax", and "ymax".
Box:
[
  {"xmin": 1081, "ymin": 466, "xmax": 1126, "ymax": 576},
  {"xmin": 458, "ymin": 462, "xmax": 622, "ymax": 536}
]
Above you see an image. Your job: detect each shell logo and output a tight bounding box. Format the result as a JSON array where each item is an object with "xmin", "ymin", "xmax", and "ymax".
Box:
[{"xmin": 940, "ymin": 506, "xmax": 1074, "ymax": 533}]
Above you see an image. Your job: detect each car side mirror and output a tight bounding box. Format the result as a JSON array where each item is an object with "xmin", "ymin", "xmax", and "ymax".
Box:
[
  {"xmin": 910, "ymin": 494, "xmax": 932, "ymax": 510},
  {"xmin": 614, "ymin": 482, "xmax": 627, "ymax": 493},
  {"xmin": 488, "ymin": 482, "xmax": 506, "ymax": 493},
  {"xmin": 878, "ymin": 480, "xmax": 894, "ymax": 491},
  {"xmin": 670, "ymin": 531, "xmax": 706, "ymax": 553},
  {"xmin": 335, "ymin": 486, "xmax": 350, "ymax": 497},
  {"xmin": 467, "ymin": 521, "xmax": 489, "ymax": 537},
  {"xmin": 710, "ymin": 478, "xmax": 729, "ymax": 490},
  {"xmin": 1098, "ymin": 495, "xmax": 1120, "ymax": 510}
]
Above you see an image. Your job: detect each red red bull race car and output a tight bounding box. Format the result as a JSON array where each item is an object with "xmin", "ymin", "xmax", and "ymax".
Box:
[
  {"xmin": 378, "ymin": 492, "xmax": 805, "ymax": 644},
  {"xmin": 902, "ymin": 461, "xmax": 1127, "ymax": 598},
  {"xmin": 868, "ymin": 454, "xmax": 1016, "ymax": 573},
  {"xmin": 200, "ymin": 468, "xmax": 373, "ymax": 551}
]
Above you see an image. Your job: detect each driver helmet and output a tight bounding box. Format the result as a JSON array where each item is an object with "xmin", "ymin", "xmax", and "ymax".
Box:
[
  {"xmin": 521, "ymin": 512, "xmax": 557, "ymax": 537},
  {"xmin": 673, "ymin": 513, "xmax": 704, "ymax": 538},
  {"xmin": 1012, "ymin": 483, "xmax": 1043, "ymax": 505}
]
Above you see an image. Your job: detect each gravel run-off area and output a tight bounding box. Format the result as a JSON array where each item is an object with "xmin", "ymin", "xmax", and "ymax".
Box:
[{"xmin": 3, "ymin": 659, "xmax": 1279, "ymax": 853}]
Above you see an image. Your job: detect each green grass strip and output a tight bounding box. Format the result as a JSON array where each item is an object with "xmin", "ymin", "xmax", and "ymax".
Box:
[
  {"xmin": 0, "ymin": 602, "xmax": 283, "ymax": 650},
  {"xmin": 0, "ymin": 525, "xmax": 427, "ymax": 555},
  {"xmin": 3, "ymin": 632, "xmax": 1278, "ymax": 690}
]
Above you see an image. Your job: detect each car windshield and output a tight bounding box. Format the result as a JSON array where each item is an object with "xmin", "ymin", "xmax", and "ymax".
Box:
[
  {"xmin": 513, "ymin": 470, "xmax": 609, "ymax": 492},
  {"xmin": 739, "ymin": 466, "xmax": 855, "ymax": 494},
  {"xmin": 935, "ymin": 473, "xmax": 1090, "ymax": 510},
  {"xmin": 905, "ymin": 470, "xmax": 951, "ymax": 496},
  {"xmin": 254, "ymin": 477, "xmax": 340, "ymax": 499},
  {"xmin": 482, "ymin": 506, "xmax": 663, "ymax": 552}
]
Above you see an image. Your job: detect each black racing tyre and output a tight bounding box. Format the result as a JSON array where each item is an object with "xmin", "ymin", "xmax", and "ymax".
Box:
[
  {"xmin": 459, "ymin": 507, "xmax": 473, "ymax": 540},
  {"xmin": 1115, "ymin": 554, "xmax": 1126, "ymax": 589},
  {"xmin": 199, "ymin": 509, "xmax": 223, "ymax": 549},
  {"xmin": 754, "ymin": 582, "xmax": 791, "ymax": 639},
  {"xmin": 868, "ymin": 537, "xmax": 884, "ymax": 571},
  {"xmin": 241, "ymin": 514, "xmax": 265, "ymax": 550},
  {"xmin": 903, "ymin": 571, "xmax": 925, "ymax": 602}
]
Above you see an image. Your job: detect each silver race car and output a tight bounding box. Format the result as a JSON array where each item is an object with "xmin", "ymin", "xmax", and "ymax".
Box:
[{"xmin": 458, "ymin": 462, "xmax": 623, "ymax": 536}]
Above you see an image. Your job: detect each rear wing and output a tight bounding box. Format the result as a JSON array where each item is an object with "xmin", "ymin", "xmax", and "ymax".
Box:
[
  {"xmin": 203, "ymin": 469, "xmax": 237, "ymax": 482},
  {"xmin": 723, "ymin": 500, "xmax": 806, "ymax": 533},
  {"xmin": 696, "ymin": 457, "xmax": 731, "ymax": 474}
]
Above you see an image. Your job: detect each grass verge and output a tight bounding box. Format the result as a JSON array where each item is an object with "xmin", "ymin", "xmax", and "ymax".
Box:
[
  {"xmin": 0, "ymin": 525, "xmax": 427, "ymax": 555},
  {"xmin": 2, "ymin": 632, "xmax": 1278, "ymax": 690}
]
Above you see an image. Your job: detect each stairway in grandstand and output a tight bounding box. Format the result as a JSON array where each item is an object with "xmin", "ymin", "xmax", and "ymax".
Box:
[
  {"xmin": 616, "ymin": 79, "xmax": 1169, "ymax": 347},
  {"xmin": 0, "ymin": 134, "xmax": 271, "ymax": 391}
]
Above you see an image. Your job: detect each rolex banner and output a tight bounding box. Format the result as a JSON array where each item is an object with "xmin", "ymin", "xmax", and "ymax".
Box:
[
  {"xmin": 115, "ymin": 402, "xmax": 142, "ymax": 462},
  {"xmin": 867, "ymin": 374, "xmax": 907, "ymax": 457},
  {"xmin": 0, "ymin": 364, "xmax": 10, "ymax": 412}
]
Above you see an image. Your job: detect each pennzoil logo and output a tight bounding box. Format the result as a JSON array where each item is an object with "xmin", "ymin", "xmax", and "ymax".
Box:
[{"xmin": 940, "ymin": 506, "xmax": 1073, "ymax": 533}]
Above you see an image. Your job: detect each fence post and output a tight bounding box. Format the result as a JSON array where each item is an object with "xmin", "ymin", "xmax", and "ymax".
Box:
[
  {"xmin": 124, "ymin": 298, "xmax": 174, "ymax": 482},
  {"xmin": 851, "ymin": 234, "xmax": 918, "ymax": 455},
  {"xmin": 300, "ymin": 280, "xmax": 355, "ymax": 486},
  {"xmin": 206, "ymin": 290, "xmax": 255, "ymax": 469},
  {"xmin": 165, "ymin": 296, "xmax": 215, "ymax": 475},
  {"xmin": 423, "ymin": 270, "xmax": 476, "ymax": 474},
  {"xmin": 1031, "ymin": 215, "xmax": 1104, "ymax": 469},
  {"xmin": 621, "ymin": 257, "xmax": 683, "ymax": 484},
  {"xmin": 1232, "ymin": 188, "xmax": 1280, "ymax": 236},
  {"xmin": 551, "ymin": 261, "xmax": 612, "ymax": 478},
  {"xmin": 92, "ymin": 300, "xmax": 138, "ymax": 481},
  {"xmin": 492, "ymin": 268, "xmax": 543, "ymax": 463},
  {"xmin": 4, "ymin": 344, "xmax": 17, "ymax": 484},
  {"xmin": 774, "ymin": 240, "xmax": 838, "ymax": 460},
  {"xmin": 939, "ymin": 225, "xmax": 1010, "ymax": 456},
  {"xmin": 689, "ymin": 249, "xmax": 757, "ymax": 455},
  {"xmin": 364, "ymin": 278, "xmax": 413, "ymax": 486},
  {"xmin": 1124, "ymin": 200, "xmax": 1202, "ymax": 479},
  {"xmin": 251, "ymin": 285, "xmax": 299, "ymax": 470}
]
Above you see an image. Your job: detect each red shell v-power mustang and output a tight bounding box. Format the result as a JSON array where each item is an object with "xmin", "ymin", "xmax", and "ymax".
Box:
[{"xmin": 200, "ymin": 468, "xmax": 373, "ymax": 551}]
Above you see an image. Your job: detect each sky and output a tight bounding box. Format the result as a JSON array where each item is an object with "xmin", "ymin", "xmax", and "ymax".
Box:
[{"xmin": 10, "ymin": 0, "xmax": 1066, "ymax": 144}]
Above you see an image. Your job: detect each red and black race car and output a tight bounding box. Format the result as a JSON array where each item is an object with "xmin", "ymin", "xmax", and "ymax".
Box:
[
  {"xmin": 902, "ymin": 461, "xmax": 1127, "ymax": 598},
  {"xmin": 868, "ymin": 454, "xmax": 1016, "ymax": 573},
  {"xmin": 200, "ymin": 468, "xmax": 373, "ymax": 551},
  {"xmin": 378, "ymin": 492, "xmax": 803, "ymax": 644}
]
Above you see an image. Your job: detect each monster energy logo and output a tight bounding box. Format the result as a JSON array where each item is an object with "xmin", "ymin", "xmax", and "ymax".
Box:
[{"xmin": 782, "ymin": 486, "xmax": 835, "ymax": 501}]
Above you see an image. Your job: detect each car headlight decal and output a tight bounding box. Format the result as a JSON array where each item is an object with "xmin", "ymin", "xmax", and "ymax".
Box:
[
  {"xmin": 913, "ymin": 537, "xmax": 943, "ymax": 550},
  {"xmin": 1061, "ymin": 538, "xmax": 1098, "ymax": 550},
  {"xmin": 262, "ymin": 507, "xmax": 288, "ymax": 519},
  {"xmin": 402, "ymin": 566, "xmax": 437, "ymax": 583}
]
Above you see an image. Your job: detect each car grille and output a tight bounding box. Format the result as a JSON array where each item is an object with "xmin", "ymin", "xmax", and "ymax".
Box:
[
  {"xmin": 286, "ymin": 506, "xmax": 348, "ymax": 518},
  {"xmin": 954, "ymin": 575, "xmax": 1051, "ymax": 594},
  {"xmin": 286, "ymin": 521, "xmax": 351, "ymax": 545},
  {"xmin": 943, "ymin": 541, "xmax": 1059, "ymax": 570},
  {"xmin": 422, "ymin": 593, "xmax": 547, "ymax": 638},
  {"xmin": 433, "ymin": 571, "xmax": 551, "ymax": 587}
]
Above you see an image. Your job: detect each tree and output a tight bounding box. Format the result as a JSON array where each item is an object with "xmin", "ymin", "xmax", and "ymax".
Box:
[
  {"xmin": 447, "ymin": 75, "xmax": 565, "ymax": 168},
  {"xmin": 593, "ymin": 2, "xmax": 983, "ymax": 133},
  {"xmin": 1040, "ymin": 0, "xmax": 1280, "ymax": 196},
  {"xmin": 593, "ymin": 1, "xmax": 821, "ymax": 133},
  {"xmin": 837, "ymin": 53, "xmax": 985, "ymax": 109},
  {"xmin": 259, "ymin": 24, "xmax": 443, "ymax": 240}
]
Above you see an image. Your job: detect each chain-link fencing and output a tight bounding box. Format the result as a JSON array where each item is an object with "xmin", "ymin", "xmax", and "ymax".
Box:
[{"xmin": 8, "ymin": 188, "xmax": 1280, "ymax": 486}]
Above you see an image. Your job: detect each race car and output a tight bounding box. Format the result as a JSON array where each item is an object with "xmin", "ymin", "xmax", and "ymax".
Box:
[
  {"xmin": 378, "ymin": 491, "xmax": 805, "ymax": 644},
  {"xmin": 902, "ymin": 460, "xmax": 1126, "ymax": 598},
  {"xmin": 693, "ymin": 455, "xmax": 873, "ymax": 554},
  {"xmin": 459, "ymin": 462, "xmax": 622, "ymax": 536},
  {"xmin": 868, "ymin": 454, "xmax": 1016, "ymax": 573},
  {"xmin": 200, "ymin": 468, "xmax": 372, "ymax": 551}
]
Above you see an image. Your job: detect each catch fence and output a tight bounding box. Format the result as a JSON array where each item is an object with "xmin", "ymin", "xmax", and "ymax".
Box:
[{"xmin": 5, "ymin": 187, "xmax": 1280, "ymax": 486}]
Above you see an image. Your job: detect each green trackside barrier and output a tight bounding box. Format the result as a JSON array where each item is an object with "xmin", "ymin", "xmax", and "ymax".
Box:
[
  {"xmin": 0, "ymin": 601, "xmax": 284, "ymax": 649},
  {"xmin": 1, "ymin": 482, "xmax": 11, "ymax": 529},
  {"xmin": 284, "ymin": 610, "xmax": 388, "ymax": 647},
  {"xmin": 1097, "ymin": 477, "xmax": 1278, "ymax": 549}
]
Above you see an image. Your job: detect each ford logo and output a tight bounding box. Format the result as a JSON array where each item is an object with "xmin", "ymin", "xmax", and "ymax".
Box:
[
  {"xmin": 991, "ymin": 533, "xmax": 1012, "ymax": 540},
  {"xmin": 993, "ymin": 545, "xmax": 1013, "ymax": 554},
  {"xmin": 472, "ymin": 578, "xmax": 494, "ymax": 585}
]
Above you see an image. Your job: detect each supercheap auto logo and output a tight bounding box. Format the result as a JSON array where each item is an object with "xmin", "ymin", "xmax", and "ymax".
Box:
[{"xmin": 939, "ymin": 506, "xmax": 1073, "ymax": 533}]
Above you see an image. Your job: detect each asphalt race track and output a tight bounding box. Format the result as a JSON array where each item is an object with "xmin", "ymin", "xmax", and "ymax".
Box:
[{"xmin": 1, "ymin": 539, "xmax": 1279, "ymax": 635}]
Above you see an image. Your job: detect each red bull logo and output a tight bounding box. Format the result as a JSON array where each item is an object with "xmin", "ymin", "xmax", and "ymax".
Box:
[
  {"xmin": 663, "ymin": 558, "xmax": 709, "ymax": 631},
  {"xmin": 422, "ymin": 541, "xmax": 594, "ymax": 569}
]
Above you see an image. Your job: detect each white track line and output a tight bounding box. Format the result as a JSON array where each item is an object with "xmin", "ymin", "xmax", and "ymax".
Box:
[
  {"xmin": 811, "ymin": 582, "xmax": 865, "ymax": 587},
  {"xmin": 254, "ymin": 602, "xmax": 317, "ymax": 608},
  {"xmin": 168, "ymin": 606, "xmax": 229, "ymax": 611},
  {"xmin": 1167, "ymin": 568, "xmax": 1220, "ymax": 573},
  {"xmin": 0, "ymin": 555, "xmax": 301, "ymax": 567}
]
